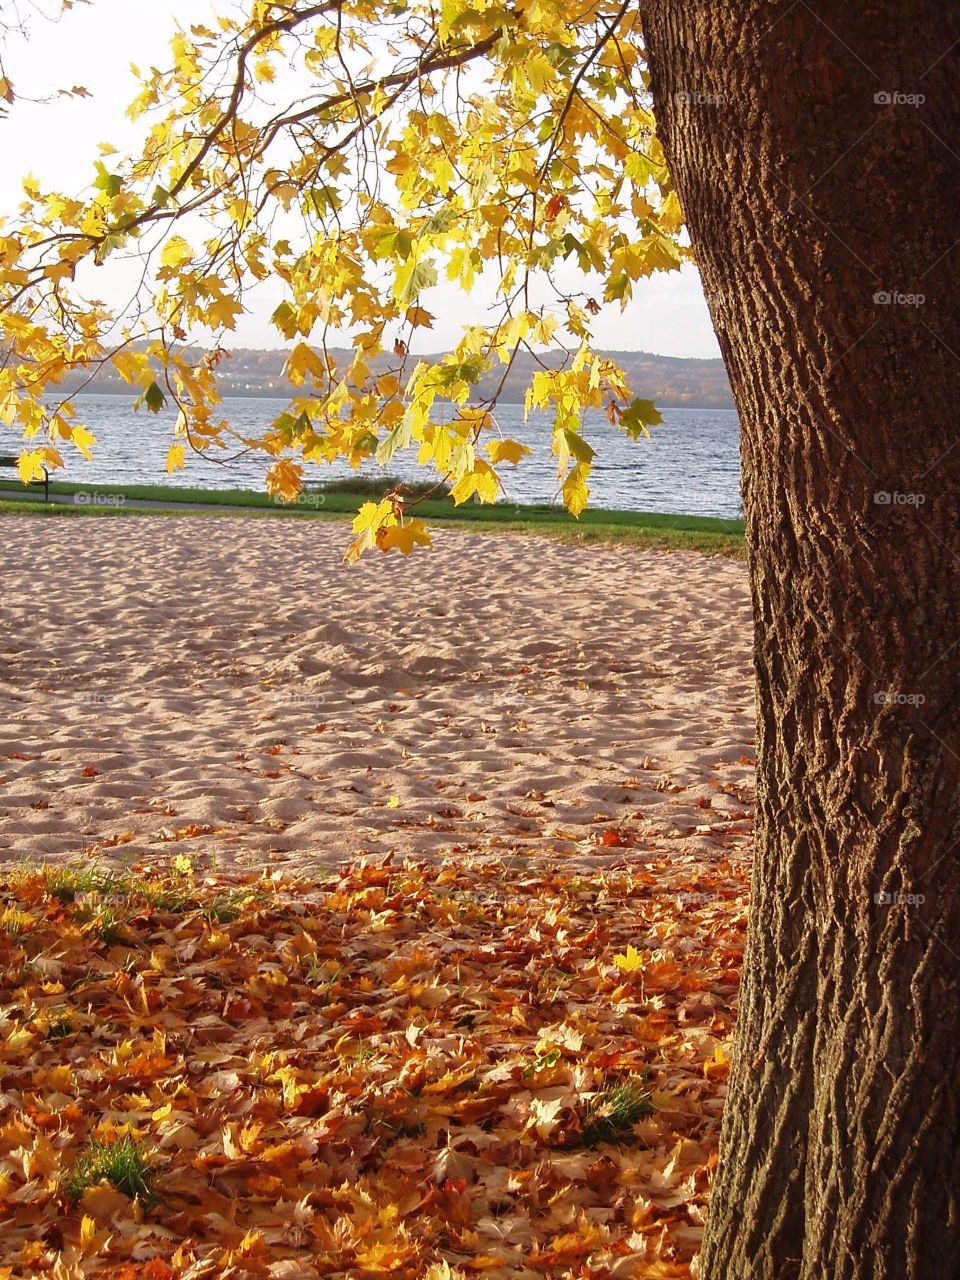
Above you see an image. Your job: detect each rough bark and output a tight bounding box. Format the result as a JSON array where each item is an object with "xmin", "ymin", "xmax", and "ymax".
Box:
[{"xmin": 640, "ymin": 3, "xmax": 960, "ymax": 1278}]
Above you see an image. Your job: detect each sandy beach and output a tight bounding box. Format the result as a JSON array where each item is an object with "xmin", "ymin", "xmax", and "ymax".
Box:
[{"xmin": 0, "ymin": 516, "xmax": 755, "ymax": 874}]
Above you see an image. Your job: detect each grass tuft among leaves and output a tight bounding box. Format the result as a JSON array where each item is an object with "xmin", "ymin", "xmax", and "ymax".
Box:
[
  {"xmin": 34, "ymin": 860, "xmax": 205, "ymax": 915},
  {"xmin": 88, "ymin": 904, "xmax": 128, "ymax": 945},
  {"xmin": 583, "ymin": 1079, "xmax": 656, "ymax": 1146},
  {"xmin": 43, "ymin": 864, "xmax": 125, "ymax": 903},
  {"xmin": 65, "ymin": 1136, "xmax": 155, "ymax": 1203},
  {"xmin": 202, "ymin": 888, "xmax": 257, "ymax": 924}
]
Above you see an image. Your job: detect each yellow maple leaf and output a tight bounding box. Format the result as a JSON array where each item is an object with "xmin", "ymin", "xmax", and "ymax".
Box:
[
  {"xmin": 268, "ymin": 1064, "xmax": 304, "ymax": 1110},
  {"xmin": 285, "ymin": 342, "xmax": 326, "ymax": 386},
  {"xmin": 47, "ymin": 1064, "xmax": 74, "ymax": 1092},
  {"xmin": 450, "ymin": 461, "xmax": 500, "ymax": 505},
  {"xmin": 344, "ymin": 498, "xmax": 396, "ymax": 563},
  {"xmin": 265, "ymin": 458, "xmax": 304, "ymax": 502},
  {"xmin": 562, "ymin": 462, "xmax": 590, "ymax": 518},
  {"xmin": 613, "ymin": 945, "xmax": 645, "ymax": 973},
  {"xmin": 111, "ymin": 349, "xmax": 151, "ymax": 386},
  {"xmin": 659, "ymin": 189, "xmax": 684, "ymax": 234},
  {"xmin": 530, "ymin": 1094, "xmax": 566, "ymax": 1139},
  {"xmin": 704, "ymin": 1043, "xmax": 730, "ymax": 1081},
  {"xmin": 79, "ymin": 1215, "xmax": 99, "ymax": 1255},
  {"xmin": 16, "ymin": 450, "xmax": 46, "ymax": 485},
  {"xmin": 71, "ymin": 425, "xmax": 97, "ymax": 461},
  {"xmin": 206, "ymin": 295, "xmax": 243, "ymax": 330},
  {"xmin": 487, "ymin": 438, "xmax": 531, "ymax": 466},
  {"xmin": 378, "ymin": 519, "xmax": 432, "ymax": 556},
  {"xmin": 160, "ymin": 235, "xmax": 192, "ymax": 270},
  {"xmin": 352, "ymin": 498, "xmax": 395, "ymax": 533},
  {"xmin": 166, "ymin": 443, "xmax": 185, "ymax": 474},
  {"xmin": 354, "ymin": 1241, "xmax": 417, "ymax": 1271}
]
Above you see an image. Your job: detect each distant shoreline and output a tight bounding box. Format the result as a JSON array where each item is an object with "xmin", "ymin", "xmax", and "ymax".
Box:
[{"xmin": 54, "ymin": 346, "xmax": 736, "ymax": 411}]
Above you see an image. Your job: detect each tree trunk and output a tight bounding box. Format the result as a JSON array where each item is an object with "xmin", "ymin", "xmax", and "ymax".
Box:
[{"xmin": 640, "ymin": 3, "xmax": 960, "ymax": 1277}]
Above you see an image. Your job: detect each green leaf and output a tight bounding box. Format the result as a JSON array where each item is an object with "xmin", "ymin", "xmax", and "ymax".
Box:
[
  {"xmin": 376, "ymin": 420, "xmax": 413, "ymax": 465},
  {"xmin": 271, "ymin": 301, "xmax": 298, "ymax": 339},
  {"xmin": 436, "ymin": 356, "xmax": 487, "ymax": 389},
  {"xmin": 143, "ymin": 381, "xmax": 166, "ymax": 414},
  {"xmin": 604, "ymin": 274, "xmax": 631, "ymax": 304},
  {"xmin": 366, "ymin": 224, "xmax": 414, "ymax": 262},
  {"xmin": 398, "ymin": 258, "xmax": 438, "ymax": 303},
  {"xmin": 620, "ymin": 396, "xmax": 662, "ymax": 440},
  {"xmin": 562, "ymin": 428, "xmax": 596, "ymax": 463},
  {"xmin": 422, "ymin": 206, "xmax": 458, "ymax": 236},
  {"xmin": 641, "ymin": 237, "xmax": 682, "ymax": 273},
  {"xmin": 93, "ymin": 161, "xmax": 123, "ymax": 197},
  {"xmin": 561, "ymin": 234, "xmax": 605, "ymax": 274}
]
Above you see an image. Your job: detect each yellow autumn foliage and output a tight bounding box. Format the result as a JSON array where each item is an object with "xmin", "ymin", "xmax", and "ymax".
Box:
[{"xmin": 0, "ymin": 0, "xmax": 683, "ymax": 557}]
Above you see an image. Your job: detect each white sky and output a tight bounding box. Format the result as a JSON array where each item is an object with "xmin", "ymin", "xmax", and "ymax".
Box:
[{"xmin": 0, "ymin": 0, "xmax": 722, "ymax": 358}]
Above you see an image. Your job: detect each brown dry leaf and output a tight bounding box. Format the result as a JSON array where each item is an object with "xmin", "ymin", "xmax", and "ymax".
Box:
[{"xmin": 0, "ymin": 853, "xmax": 748, "ymax": 1277}]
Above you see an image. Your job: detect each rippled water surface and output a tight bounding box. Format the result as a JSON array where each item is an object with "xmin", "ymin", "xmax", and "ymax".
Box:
[{"xmin": 53, "ymin": 395, "xmax": 743, "ymax": 519}]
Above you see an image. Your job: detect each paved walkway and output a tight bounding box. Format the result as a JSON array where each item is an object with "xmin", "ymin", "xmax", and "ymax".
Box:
[{"xmin": 0, "ymin": 488, "xmax": 295, "ymax": 516}]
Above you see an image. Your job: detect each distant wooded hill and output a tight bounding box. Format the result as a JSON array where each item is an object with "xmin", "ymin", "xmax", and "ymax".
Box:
[{"xmin": 63, "ymin": 347, "xmax": 735, "ymax": 409}]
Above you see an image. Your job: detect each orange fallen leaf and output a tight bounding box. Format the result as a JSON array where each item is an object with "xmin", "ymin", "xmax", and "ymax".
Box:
[{"xmin": 601, "ymin": 827, "xmax": 631, "ymax": 847}]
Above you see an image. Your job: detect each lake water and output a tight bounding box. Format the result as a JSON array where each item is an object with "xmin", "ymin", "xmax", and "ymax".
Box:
[{"xmin": 52, "ymin": 395, "xmax": 743, "ymax": 519}]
